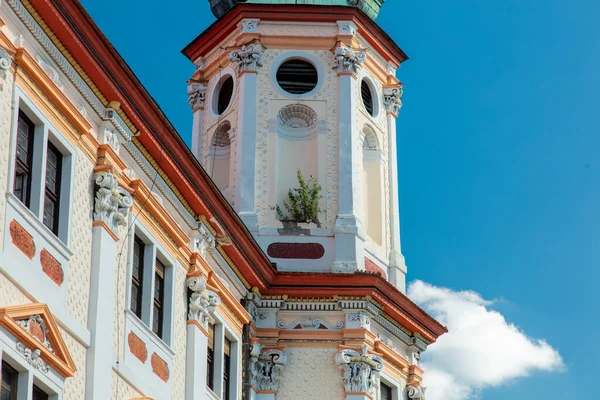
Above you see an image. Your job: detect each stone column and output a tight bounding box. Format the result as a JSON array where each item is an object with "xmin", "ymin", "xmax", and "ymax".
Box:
[
  {"xmin": 229, "ymin": 43, "xmax": 263, "ymax": 232},
  {"xmin": 333, "ymin": 46, "xmax": 367, "ymax": 274},
  {"xmin": 383, "ymin": 86, "xmax": 407, "ymax": 292},
  {"xmin": 188, "ymin": 80, "xmax": 207, "ymax": 160},
  {"xmin": 185, "ymin": 273, "xmax": 221, "ymax": 400},
  {"xmin": 335, "ymin": 345, "xmax": 384, "ymax": 400},
  {"xmin": 86, "ymin": 171, "xmax": 132, "ymax": 399},
  {"xmin": 249, "ymin": 344, "xmax": 287, "ymax": 400}
]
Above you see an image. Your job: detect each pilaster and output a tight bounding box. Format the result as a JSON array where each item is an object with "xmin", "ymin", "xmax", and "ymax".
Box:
[
  {"xmin": 249, "ymin": 344, "xmax": 287, "ymax": 400},
  {"xmin": 333, "ymin": 46, "xmax": 367, "ymax": 274},
  {"xmin": 335, "ymin": 345, "xmax": 383, "ymax": 400},
  {"xmin": 85, "ymin": 170, "xmax": 132, "ymax": 399},
  {"xmin": 188, "ymin": 79, "xmax": 207, "ymax": 159}
]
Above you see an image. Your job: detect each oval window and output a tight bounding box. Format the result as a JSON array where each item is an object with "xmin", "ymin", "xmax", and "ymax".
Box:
[
  {"xmin": 361, "ymin": 79, "xmax": 375, "ymax": 117},
  {"xmin": 276, "ymin": 59, "xmax": 318, "ymax": 95},
  {"xmin": 216, "ymin": 76, "xmax": 234, "ymax": 115}
]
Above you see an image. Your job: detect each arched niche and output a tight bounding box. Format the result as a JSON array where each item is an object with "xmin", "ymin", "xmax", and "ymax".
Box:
[
  {"xmin": 360, "ymin": 125, "xmax": 385, "ymax": 247},
  {"xmin": 207, "ymin": 121, "xmax": 232, "ymax": 199}
]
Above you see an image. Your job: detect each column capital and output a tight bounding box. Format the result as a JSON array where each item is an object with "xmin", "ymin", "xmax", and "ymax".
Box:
[
  {"xmin": 187, "ymin": 80, "xmax": 207, "ymax": 112},
  {"xmin": 249, "ymin": 344, "xmax": 287, "ymax": 393},
  {"xmin": 383, "ymin": 86, "xmax": 403, "ymax": 117},
  {"xmin": 187, "ymin": 276, "xmax": 221, "ymax": 328},
  {"xmin": 406, "ymin": 385, "xmax": 424, "ymax": 399},
  {"xmin": 334, "ymin": 46, "xmax": 367, "ymax": 76},
  {"xmin": 335, "ymin": 346, "xmax": 383, "ymax": 396},
  {"xmin": 229, "ymin": 42, "xmax": 263, "ymax": 74},
  {"xmin": 92, "ymin": 171, "xmax": 132, "ymax": 235}
]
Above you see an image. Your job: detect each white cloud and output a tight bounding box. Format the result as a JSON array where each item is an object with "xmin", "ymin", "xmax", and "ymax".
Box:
[{"xmin": 408, "ymin": 280, "xmax": 565, "ymax": 400}]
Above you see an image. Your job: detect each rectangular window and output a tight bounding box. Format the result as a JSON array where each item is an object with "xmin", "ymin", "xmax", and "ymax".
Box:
[
  {"xmin": 13, "ymin": 111, "xmax": 34, "ymax": 207},
  {"xmin": 223, "ymin": 337, "xmax": 231, "ymax": 400},
  {"xmin": 31, "ymin": 385, "xmax": 48, "ymax": 400},
  {"xmin": 381, "ymin": 382, "xmax": 392, "ymax": 400},
  {"xmin": 42, "ymin": 141, "xmax": 62, "ymax": 234},
  {"xmin": 207, "ymin": 323, "xmax": 215, "ymax": 390},
  {"xmin": 152, "ymin": 259, "xmax": 165, "ymax": 338},
  {"xmin": 1, "ymin": 361, "xmax": 18, "ymax": 400},
  {"xmin": 131, "ymin": 236, "xmax": 145, "ymax": 318}
]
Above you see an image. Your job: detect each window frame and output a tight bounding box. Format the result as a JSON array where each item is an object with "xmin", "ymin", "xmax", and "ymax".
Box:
[
  {"xmin": 1, "ymin": 360, "xmax": 19, "ymax": 400},
  {"xmin": 270, "ymin": 51, "xmax": 325, "ymax": 99},
  {"xmin": 42, "ymin": 141, "xmax": 63, "ymax": 235},
  {"xmin": 13, "ymin": 111, "xmax": 35, "ymax": 208},
  {"xmin": 0, "ymin": 352, "xmax": 62, "ymax": 400}
]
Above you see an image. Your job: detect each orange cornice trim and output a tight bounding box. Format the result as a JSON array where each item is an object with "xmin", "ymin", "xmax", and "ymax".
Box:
[
  {"xmin": 0, "ymin": 304, "xmax": 76, "ymax": 377},
  {"xmin": 375, "ymin": 339, "xmax": 410, "ymax": 371},
  {"xmin": 208, "ymin": 273, "xmax": 252, "ymax": 325},
  {"xmin": 13, "ymin": 48, "xmax": 92, "ymax": 136},
  {"xmin": 91, "ymin": 220, "xmax": 119, "ymax": 241}
]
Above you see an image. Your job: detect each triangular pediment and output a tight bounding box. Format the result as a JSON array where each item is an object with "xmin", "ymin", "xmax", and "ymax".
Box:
[{"xmin": 0, "ymin": 303, "xmax": 76, "ymax": 377}]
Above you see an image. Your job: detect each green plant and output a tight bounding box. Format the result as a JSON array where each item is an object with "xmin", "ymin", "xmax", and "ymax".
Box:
[{"xmin": 276, "ymin": 170, "xmax": 323, "ymax": 225}]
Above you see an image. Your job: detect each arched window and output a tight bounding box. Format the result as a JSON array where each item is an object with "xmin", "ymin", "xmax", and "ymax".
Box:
[
  {"xmin": 207, "ymin": 121, "xmax": 232, "ymax": 199},
  {"xmin": 360, "ymin": 126, "xmax": 385, "ymax": 247}
]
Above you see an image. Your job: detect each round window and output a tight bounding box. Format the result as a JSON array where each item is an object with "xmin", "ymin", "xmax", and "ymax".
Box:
[
  {"xmin": 276, "ymin": 59, "xmax": 318, "ymax": 95},
  {"xmin": 216, "ymin": 76, "xmax": 234, "ymax": 115},
  {"xmin": 361, "ymin": 79, "xmax": 375, "ymax": 117}
]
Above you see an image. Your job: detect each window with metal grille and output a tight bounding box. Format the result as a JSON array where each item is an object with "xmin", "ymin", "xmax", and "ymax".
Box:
[
  {"xmin": 223, "ymin": 337, "xmax": 231, "ymax": 400},
  {"xmin": 381, "ymin": 382, "xmax": 393, "ymax": 400},
  {"xmin": 1, "ymin": 361, "xmax": 18, "ymax": 400},
  {"xmin": 13, "ymin": 111, "xmax": 35, "ymax": 207},
  {"xmin": 361, "ymin": 79, "xmax": 374, "ymax": 116},
  {"xmin": 131, "ymin": 236, "xmax": 145, "ymax": 318},
  {"xmin": 31, "ymin": 385, "xmax": 48, "ymax": 400},
  {"xmin": 152, "ymin": 259, "xmax": 165, "ymax": 338},
  {"xmin": 43, "ymin": 141, "xmax": 62, "ymax": 235},
  {"xmin": 217, "ymin": 76, "xmax": 234, "ymax": 115},
  {"xmin": 276, "ymin": 59, "xmax": 318, "ymax": 94},
  {"xmin": 207, "ymin": 323, "xmax": 215, "ymax": 390}
]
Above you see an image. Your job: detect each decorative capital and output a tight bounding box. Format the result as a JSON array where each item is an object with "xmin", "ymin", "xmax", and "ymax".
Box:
[
  {"xmin": 383, "ymin": 87, "xmax": 403, "ymax": 116},
  {"xmin": 249, "ymin": 344, "xmax": 287, "ymax": 392},
  {"xmin": 335, "ymin": 345, "xmax": 383, "ymax": 395},
  {"xmin": 187, "ymin": 276, "xmax": 221, "ymax": 326},
  {"xmin": 93, "ymin": 171, "xmax": 133, "ymax": 233},
  {"xmin": 347, "ymin": 311, "xmax": 371, "ymax": 329},
  {"xmin": 334, "ymin": 46, "xmax": 366, "ymax": 75},
  {"xmin": 187, "ymin": 80, "xmax": 207, "ymax": 112},
  {"xmin": 229, "ymin": 43, "xmax": 263, "ymax": 73},
  {"xmin": 239, "ymin": 19, "xmax": 260, "ymax": 33},
  {"xmin": 406, "ymin": 385, "xmax": 425, "ymax": 399}
]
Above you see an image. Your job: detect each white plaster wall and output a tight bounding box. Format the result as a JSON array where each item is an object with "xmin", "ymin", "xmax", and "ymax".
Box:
[
  {"xmin": 277, "ymin": 347, "xmax": 345, "ymax": 400},
  {"xmin": 0, "ymin": 69, "xmax": 14, "ymax": 254},
  {"xmin": 111, "ymin": 370, "xmax": 143, "ymax": 399}
]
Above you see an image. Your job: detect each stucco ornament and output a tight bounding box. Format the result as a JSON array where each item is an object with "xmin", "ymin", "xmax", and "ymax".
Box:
[
  {"xmin": 194, "ymin": 226, "xmax": 215, "ymax": 257},
  {"xmin": 229, "ymin": 43, "xmax": 263, "ymax": 73},
  {"xmin": 93, "ymin": 171, "xmax": 133, "ymax": 232},
  {"xmin": 406, "ymin": 385, "xmax": 425, "ymax": 399},
  {"xmin": 0, "ymin": 47, "xmax": 10, "ymax": 70},
  {"xmin": 335, "ymin": 345, "xmax": 383, "ymax": 395},
  {"xmin": 16, "ymin": 315, "xmax": 53, "ymax": 352},
  {"xmin": 249, "ymin": 344, "xmax": 288, "ymax": 392},
  {"xmin": 187, "ymin": 80, "xmax": 207, "ymax": 112},
  {"xmin": 348, "ymin": 311, "xmax": 371, "ymax": 329},
  {"xmin": 16, "ymin": 343, "xmax": 49, "ymax": 373},
  {"xmin": 103, "ymin": 126, "xmax": 120, "ymax": 152},
  {"xmin": 187, "ymin": 276, "xmax": 221, "ymax": 326},
  {"xmin": 240, "ymin": 19, "xmax": 259, "ymax": 33},
  {"xmin": 277, "ymin": 317, "xmax": 344, "ymax": 331},
  {"xmin": 334, "ymin": 46, "xmax": 366, "ymax": 75},
  {"xmin": 383, "ymin": 87, "xmax": 403, "ymax": 116}
]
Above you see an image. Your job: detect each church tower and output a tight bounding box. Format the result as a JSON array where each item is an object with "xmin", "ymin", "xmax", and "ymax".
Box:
[{"xmin": 184, "ymin": 0, "xmax": 407, "ymax": 291}]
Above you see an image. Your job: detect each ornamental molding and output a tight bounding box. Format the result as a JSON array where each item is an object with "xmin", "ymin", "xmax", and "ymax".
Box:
[
  {"xmin": 335, "ymin": 345, "xmax": 383, "ymax": 395},
  {"xmin": 337, "ymin": 21, "xmax": 358, "ymax": 36},
  {"xmin": 348, "ymin": 311, "xmax": 371, "ymax": 329},
  {"xmin": 103, "ymin": 126, "xmax": 120, "ymax": 152},
  {"xmin": 277, "ymin": 317, "xmax": 344, "ymax": 331},
  {"xmin": 16, "ymin": 342, "xmax": 49, "ymax": 373},
  {"xmin": 93, "ymin": 171, "xmax": 133, "ymax": 232},
  {"xmin": 406, "ymin": 385, "xmax": 425, "ymax": 399},
  {"xmin": 239, "ymin": 18, "xmax": 260, "ymax": 33},
  {"xmin": 187, "ymin": 80, "xmax": 207, "ymax": 112},
  {"xmin": 334, "ymin": 46, "xmax": 366, "ymax": 75},
  {"xmin": 0, "ymin": 47, "xmax": 10, "ymax": 71},
  {"xmin": 193, "ymin": 225, "xmax": 216, "ymax": 257},
  {"xmin": 187, "ymin": 275, "xmax": 221, "ymax": 326},
  {"xmin": 249, "ymin": 344, "xmax": 287, "ymax": 392},
  {"xmin": 16, "ymin": 315, "xmax": 53, "ymax": 352},
  {"xmin": 383, "ymin": 87, "xmax": 403, "ymax": 116},
  {"xmin": 229, "ymin": 43, "xmax": 263, "ymax": 73},
  {"xmin": 377, "ymin": 334, "xmax": 397, "ymax": 351}
]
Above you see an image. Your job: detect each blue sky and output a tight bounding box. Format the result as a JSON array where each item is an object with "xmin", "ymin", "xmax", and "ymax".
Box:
[{"xmin": 80, "ymin": 0, "xmax": 599, "ymax": 398}]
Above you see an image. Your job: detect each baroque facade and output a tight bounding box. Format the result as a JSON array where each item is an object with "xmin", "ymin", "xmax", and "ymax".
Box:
[{"xmin": 0, "ymin": 0, "xmax": 446, "ymax": 399}]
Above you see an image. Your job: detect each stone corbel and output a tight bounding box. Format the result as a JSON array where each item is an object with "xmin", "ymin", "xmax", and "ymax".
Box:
[
  {"xmin": 187, "ymin": 274, "xmax": 221, "ymax": 329},
  {"xmin": 93, "ymin": 171, "xmax": 133, "ymax": 235},
  {"xmin": 192, "ymin": 224, "xmax": 216, "ymax": 257},
  {"xmin": 335, "ymin": 345, "xmax": 384, "ymax": 396},
  {"xmin": 249, "ymin": 344, "xmax": 288, "ymax": 393},
  {"xmin": 187, "ymin": 79, "xmax": 207, "ymax": 112},
  {"xmin": 406, "ymin": 384, "xmax": 425, "ymax": 399},
  {"xmin": 229, "ymin": 42, "xmax": 263, "ymax": 74},
  {"xmin": 383, "ymin": 86, "xmax": 403, "ymax": 117},
  {"xmin": 333, "ymin": 46, "xmax": 367, "ymax": 76}
]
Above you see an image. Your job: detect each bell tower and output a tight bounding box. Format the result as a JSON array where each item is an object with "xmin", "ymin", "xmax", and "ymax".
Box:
[{"xmin": 184, "ymin": 1, "xmax": 408, "ymax": 291}]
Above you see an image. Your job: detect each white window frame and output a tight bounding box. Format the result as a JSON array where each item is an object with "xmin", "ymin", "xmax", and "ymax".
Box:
[
  {"xmin": 207, "ymin": 312, "xmax": 242, "ymax": 400},
  {"xmin": 125, "ymin": 222, "xmax": 176, "ymax": 347},
  {"xmin": 7, "ymin": 86, "xmax": 76, "ymax": 246},
  {"xmin": 378, "ymin": 372, "xmax": 402, "ymax": 400}
]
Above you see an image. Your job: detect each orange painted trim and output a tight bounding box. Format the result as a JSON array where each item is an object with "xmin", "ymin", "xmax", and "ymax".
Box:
[
  {"xmin": 91, "ymin": 221, "xmax": 119, "ymax": 241},
  {"xmin": 0, "ymin": 304, "xmax": 76, "ymax": 377},
  {"xmin": 374, "ymin": 340, "xmax": 409, "ymax": 371},
  {"xmin": 347, "ymin": 392, "xmax": 374, "ymax": 399},
  {"xmin": 186, "ymin": 320, "xmax": 209, "ymax": 337},
  {"xmin": 97, "ymin": 144, "xmax": 127, "ymax": 173},
  {"xmin": 13, "ymin": 48, "xmax": 92, "ymax": 136},
  {"xmin": 128, "ymin": 179, "xmax": 189, "ymax": 248},
  {"xmin": 208, "ymin": 272, "xmax": 252, "ymax": 326}
]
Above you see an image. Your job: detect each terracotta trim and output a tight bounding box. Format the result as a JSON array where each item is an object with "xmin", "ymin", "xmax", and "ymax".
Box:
[
  {"xmin": 91, "ymin": 221, "xmax": 119, "ymax": 241},
  {"xmin": 186, "ymin": 320, "xmax": 209, "ymax": 337},
  {"xmin": 374, "ymin": 339, "xmax": 409, "ymax": 371}
]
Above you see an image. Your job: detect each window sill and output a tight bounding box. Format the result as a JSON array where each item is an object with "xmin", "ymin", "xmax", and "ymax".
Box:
[
  {"xmin": 125, "ymin": 310, "xmax": 174, "ymax": 358},
  {"xmin": 206, "ymin": 387, "xmax": 220, "ymax": 400}
]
